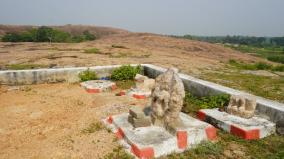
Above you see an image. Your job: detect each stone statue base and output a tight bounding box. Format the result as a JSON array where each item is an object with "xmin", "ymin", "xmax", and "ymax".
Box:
[{"xmin": 103, "ymin": 110, "xmax": 216, "ymax": 158}]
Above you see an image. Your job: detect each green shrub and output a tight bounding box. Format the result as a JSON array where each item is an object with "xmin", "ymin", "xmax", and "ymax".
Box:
[
  {"xmin": 110, "ymin": 65, "xmax": 142, "ymax": 81},
  {"xmin": 82, "ymin": 122, "xmax": 103, "ymax": 134},
  {"xmin": 267, "ymin": 55, "xmax": 284, "ymax": 64},
  {"xmin": 254, "ymin": 62, "xmax": 272, "ymax": 70},
  {"xmin": 183, "ymin": 92, "xmax": 230, "ymax": 113},
  {"xmin": 111, "ymin": 44, "xmax": 127, "ymax": 49},
  {"xmin": 272, "ymin": 65, "xmax": 284, "ymax": 72},
  {"xmin": 84, "ymin": 48, "xmax": 100, "ymax": 54},
  {"xmin": 79, "ymin": 69, "xmax": 98, "ymax": 81}
]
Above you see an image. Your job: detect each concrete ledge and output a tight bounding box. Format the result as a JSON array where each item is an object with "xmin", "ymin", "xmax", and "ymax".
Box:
[
  {"xmin": 197, "ymin": 109, "xmax": 275, "ymax": 140},
  {"xmin": 103, "ymin": 112, "xmax": 215, "ymax": 158},
  {"xmin": 0, "ymin": 64, "xmax": 139, "ymax": 85},
  {"xmin": 143, "ymin": 64, "xmax": 284, "ymax": 123}
]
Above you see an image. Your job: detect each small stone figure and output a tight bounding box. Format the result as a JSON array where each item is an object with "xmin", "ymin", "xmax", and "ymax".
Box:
[
  {"xmin": 134, "ymin": 74, "xmax": 155, "ymax": 92},
  {"xmin": 226, "ymin": 95, "xmax": 257, "ymax": 119},
  {"xmin": 150, "ymin": 68, "xmax": 185, "ymax": 130}
]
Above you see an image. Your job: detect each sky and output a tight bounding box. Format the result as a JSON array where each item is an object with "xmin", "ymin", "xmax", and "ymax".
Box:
[{"xmin": 0, "ymin": 0, "xmax": 283, "ymax": 36}]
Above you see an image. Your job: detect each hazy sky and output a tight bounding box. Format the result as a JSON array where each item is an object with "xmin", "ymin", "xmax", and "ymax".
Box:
[{"xmin": 0, "ymin": 0, "xmax": 283, "ymax": 36}]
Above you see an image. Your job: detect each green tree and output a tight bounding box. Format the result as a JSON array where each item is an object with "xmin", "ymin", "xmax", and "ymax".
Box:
[{"xmin": 83, "ymin": 30, "xmax": 96, "ymax": 41}]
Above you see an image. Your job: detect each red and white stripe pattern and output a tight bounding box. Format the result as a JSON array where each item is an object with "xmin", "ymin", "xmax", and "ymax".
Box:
[
  {"xmin": 103, "ymin": 113, "xmax": 217, "ymax": 158},
  {"xmin": 197, "ymin": 109, "xmax": 275, "ymax": 140},
  {"xmin": 117, "ymin": 89, "xmax": 151, "ymax": 99}
]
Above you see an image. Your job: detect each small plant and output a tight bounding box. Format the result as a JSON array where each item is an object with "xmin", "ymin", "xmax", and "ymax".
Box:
[
  {"xmin": 111, "ymin": 44, "xmax": 128, "ymax": 49},
  {"xmin": 111, "ymin": 65, "xmax": 142, "ymax": 81},
  {"xmin": 82, "ymin": 122, "xmax": 103, "ymax": 134},
  {"xmin": 254, "ymin": 62, "xmax": 272, "ymax": 70},
  {"xmin": 228, "ymin": 60, "xmax": 284, "ymax": 72},
  {"xmin": 101, "ymin": 146, "xmax": 133, "ymax": 159},
  {"xmin": 272, "ymin": 65, "xmax": 284, "ymax": 72},
  {"xmin": 84, "ymin": 48, "xmax": 101, "ymax": 54},
  {"xmin": 78, "ymin": 69, "xmax": 98, "ymax": 81},
  {"xmin": 267, "ymin": 55, "xmax": 284, "ymax": 64},
  {"xmin": 115, "ymin": 80, "xmax": 136, "ymax": 89},
  {"xmin": 183, "ymin": 92, "xmax": 230, "ymax": 113}
]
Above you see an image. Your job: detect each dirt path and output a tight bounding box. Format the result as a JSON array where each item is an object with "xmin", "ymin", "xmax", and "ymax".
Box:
[{"xmin": 0, "ymin": 83, "xmax": 147, "ymax": 159}]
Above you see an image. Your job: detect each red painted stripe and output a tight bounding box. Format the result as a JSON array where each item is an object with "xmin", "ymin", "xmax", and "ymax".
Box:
[
  {"xmin": 131, "ymin": 144, "xmax": 154, "ymax": 159},
  {"xmin": 115, "ymin": 128, "xmax": 124, "ymax": 139},
  {"xmin": 133, "ymin": 94, "xmax": 146, "ymax": 99},
  {"xmin": 197, "ymin": 110, "xmax": 206, "ymax": 121},
  {"xmin": 205, "ymin": 125, "xmax": 217, "ymax": 140},
  {"xmin": 107, "ymin": 116, "xmax": 113, "ymax": 124},
  {"xmin": 86, "ymin": 88, "xmax": 101, "ymax": 93},
  {"xmin": 177, "ymin": 131, "xmax": 187, "ymax": 149},
  {"xmin": 230, "ymin": 125, "xmax": 260, "ymax": 140},
  {"xmin": 119, "ymin": 91, "xmax": 126, "ymax": 96}
]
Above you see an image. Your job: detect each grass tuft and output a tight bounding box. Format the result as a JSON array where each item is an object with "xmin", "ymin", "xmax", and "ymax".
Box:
[
  {"xmin": 84, "ymin": 48, "xmax": 101, "ymax": 54},
  {"xmin": 82, "ymin": 122, "xmax": 103, "ymax": 134}
]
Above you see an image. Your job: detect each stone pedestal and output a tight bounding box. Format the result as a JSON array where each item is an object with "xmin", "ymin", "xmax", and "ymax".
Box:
[
  {"xmin": 103, "ymin": 112, "xmax": 216, "ymax": 158},
  {"xmin": 128, "ymin": 106, "xmax": 151, "ymax": 128}
]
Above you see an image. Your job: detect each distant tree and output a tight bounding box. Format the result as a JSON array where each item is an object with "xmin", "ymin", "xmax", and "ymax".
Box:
[
  {"xmin": 2, "ymin": 33, "xmax": 22, "ymax": 42},
  {"xmin": 83, "ymin": 30, "xmax": 96, "ymax": 41},
  {"xmin": 35, "ymin": 26, "xmax": 53, "ymax": 42}
]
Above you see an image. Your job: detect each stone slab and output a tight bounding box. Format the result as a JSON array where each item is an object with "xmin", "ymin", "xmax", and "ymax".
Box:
[
  {"xmin": 103, "ymin": 112, "xmax": 216, "ymax": 158},
  {"xmin": 127, "ymin": 89, "xmax": 152, "ymax": 99},
  {"xmin": 198, "ymin": 108, "xmax": 275, "ymax": 140},
  {"xmin": 80, "ymin": 80, "xmax": 116, "ymax": 93}
]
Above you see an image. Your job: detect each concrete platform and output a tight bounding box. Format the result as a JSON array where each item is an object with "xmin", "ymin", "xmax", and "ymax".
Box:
[
  {"xmin": 103, "ymin": 112, "xmax": 217, "ymax": 158},
  {"xmin": 198, "ymin": 108, "xmax": 275, "ymax": 140},
  {"xmin": 118, "ymin": 88, "xmax": 151, "ymax": 99},
  {"xmin": 80, "ymin": 80, "xmax": 116, "ymax": 93}
]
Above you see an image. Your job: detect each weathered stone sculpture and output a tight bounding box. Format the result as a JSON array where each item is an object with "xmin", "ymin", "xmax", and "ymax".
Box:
[
  {"xmin": 150, "ymin": 68, "xmax": 185, "ymax": 130},
  {"xmin": 226, "ymin": 95, "xmax": 256, "ymax": 119},
  {"xmin": 134, "ymin": 74, "xmax": 155, "ymax": 92}
]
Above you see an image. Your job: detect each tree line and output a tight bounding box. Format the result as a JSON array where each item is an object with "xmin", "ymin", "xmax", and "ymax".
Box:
[
  {"xmin": 179, "ymin": 35, "xmax": 284, "ymax": 48},
  {"xmin": 1, "ymin": 26, "xmax": 96, "ymax": 43}
]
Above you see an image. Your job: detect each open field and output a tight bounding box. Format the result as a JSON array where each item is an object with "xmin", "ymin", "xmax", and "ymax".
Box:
[{"xmin": 0, "ymin": 83, "xmax": 147, "ymax": 159}]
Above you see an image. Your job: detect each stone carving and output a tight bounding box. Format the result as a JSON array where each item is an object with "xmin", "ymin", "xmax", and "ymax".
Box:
[
  {"xmin": 150, "ymin": 68, "xmax": 185, "ymax": 130},
  {"xmin": 226, "ymin": 95, "xmax": 257, "ymax": 119},
  {"xmin": 134, "ymin": 74, "xmax": 155, "ymax": 92}
]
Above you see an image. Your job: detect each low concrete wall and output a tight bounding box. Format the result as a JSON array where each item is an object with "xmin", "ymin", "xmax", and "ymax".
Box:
[
  {"xmin": 0, "ymin": 65, "xmax": 127, "ymax": 85},
  {"xmin": 0, "ymin": 64, "xmax": 283, "ymax": 123},
  {"xmin": 143, "ymin": 64, "xmax": 284, "ymax": 123}
]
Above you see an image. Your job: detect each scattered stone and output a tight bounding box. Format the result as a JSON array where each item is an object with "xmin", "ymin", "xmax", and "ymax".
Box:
[
  {"xmin": 7, "ymin": 86, "xmax": 20, "ymax": 91},
  {"xmin": 241, "ymin": 70, "xmax": 278, "ymax": 77},
  {"xmin": 80, "ymin": 80, "xmax": 116, "ymax": 93},
  {"xmin": 276, "ymin": 120, "xmax": 284, "ymax": 135},
  {"xmin": 29, "ymin": 111, "xmax": 43, "ymax": 119}
]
